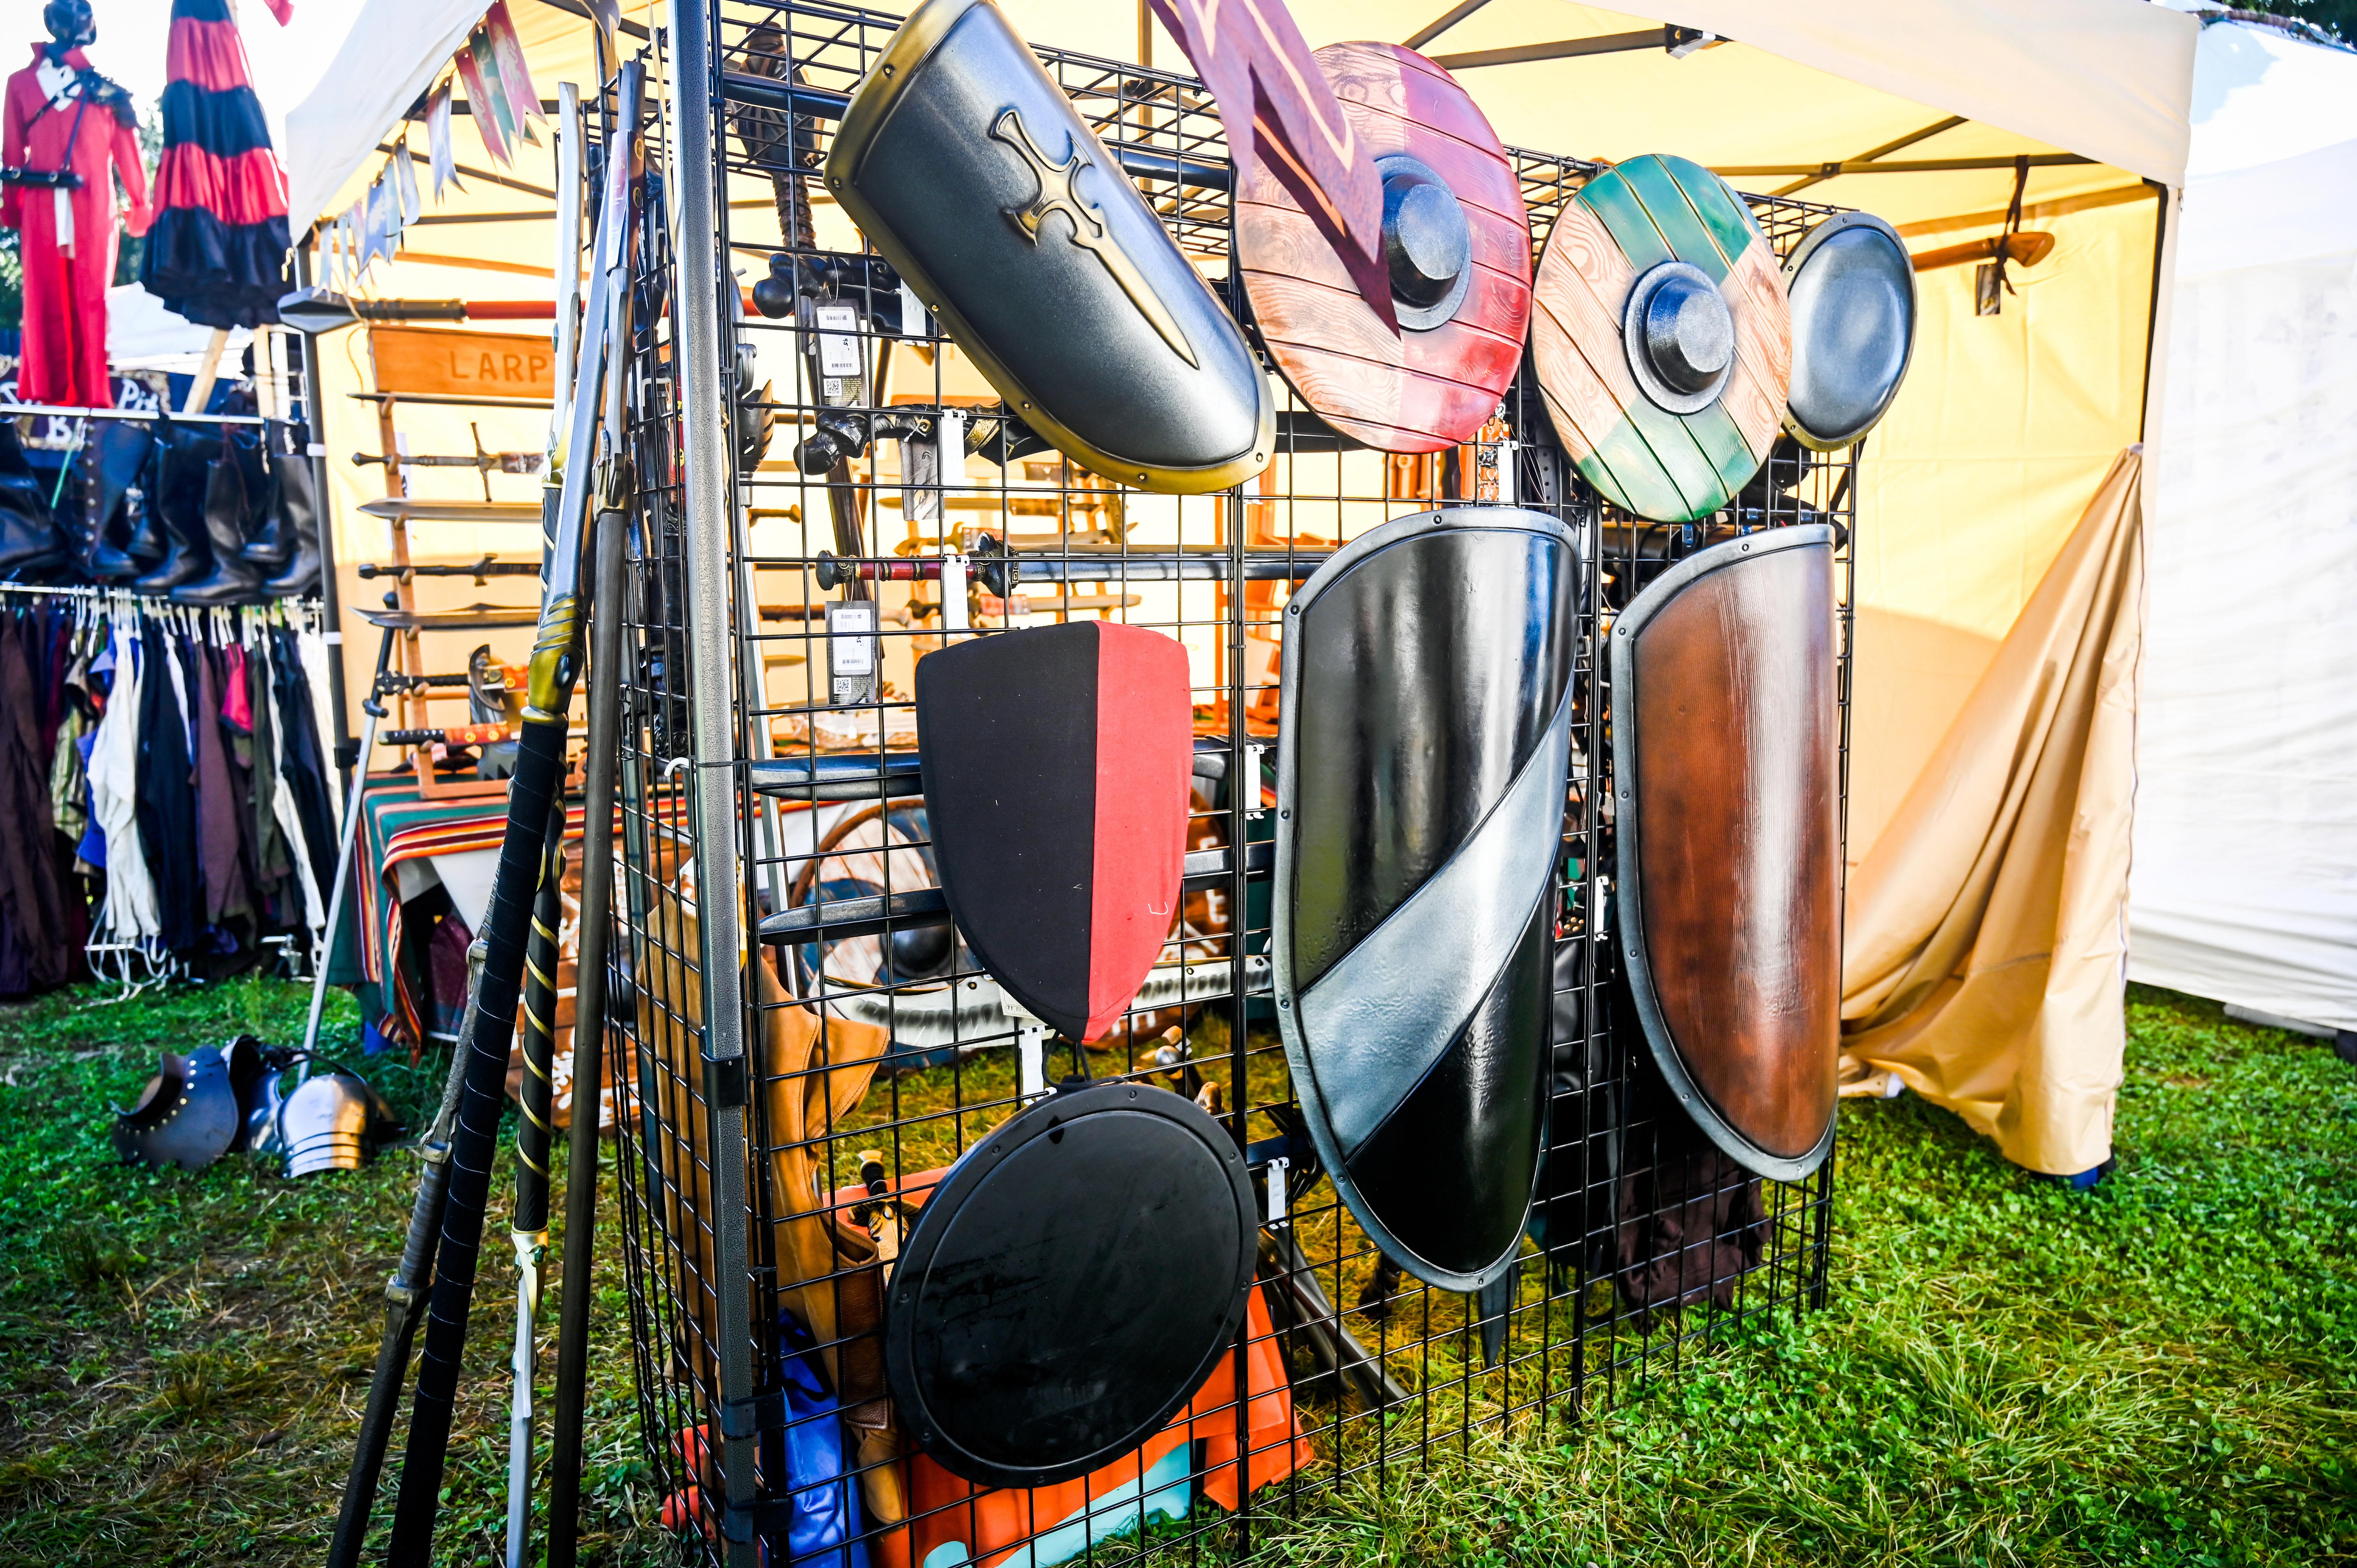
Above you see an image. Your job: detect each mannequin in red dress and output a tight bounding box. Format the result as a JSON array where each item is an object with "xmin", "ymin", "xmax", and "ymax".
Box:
[{"xmin": 2, "ymin": 2, "xmax": 149, "ymax": 409}]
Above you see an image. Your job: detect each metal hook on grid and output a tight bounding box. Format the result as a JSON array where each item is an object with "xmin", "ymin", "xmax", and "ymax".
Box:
[{"xmin": 661, "ymin": 755, "xmax": 692, "ymax": 780}]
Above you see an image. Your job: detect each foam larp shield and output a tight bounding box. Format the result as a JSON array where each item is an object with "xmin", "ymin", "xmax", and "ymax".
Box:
[
  {"xmin": 915, "ymin": 620, "xmax": 1193, "ymax": 1041},
  {"xmin": 1531, "ymin": 154, "xmax": 1792, "ymax": 523},
  {"xmin": 1275, "ymin": 507, "xmax": 1577, "ymax": 1291},
  {"xmin": 884, "ymin": 1080, "xmax": 1256, "ymax": 1488},
  {"xmin": 1236, "ymin": 41, "xmax": 1532, "ymax": 453},
  {"xmin": 1781, "ymin": 212, "xmax": 1917, "ymax": 452},
  {"xmin": 1610, "ymin": 525, "xmax": 1839, "ymax": 1181},
  {"xmin": 826, "ymin": 0, "xmax": 1274, "ymax": 493}
]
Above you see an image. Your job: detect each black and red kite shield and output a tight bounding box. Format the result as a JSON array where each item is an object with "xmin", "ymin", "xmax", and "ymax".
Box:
[
  {"xmin": 1610, "ymin": 524, "xmax": 1839, "ymax": 1181},
  {"xmin": 915, "ymin": 621, "xmax": 1193, "ymax": 1041},
  {"xmin": 1275, "ymin": 507, "xmax": 1578, "ymax": 1292}
]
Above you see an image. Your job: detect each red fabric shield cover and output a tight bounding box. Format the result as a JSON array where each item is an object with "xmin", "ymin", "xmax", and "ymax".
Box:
[{"xmin": 915, "ymin": 622, "xmax": 1191, "ymax": 1040}]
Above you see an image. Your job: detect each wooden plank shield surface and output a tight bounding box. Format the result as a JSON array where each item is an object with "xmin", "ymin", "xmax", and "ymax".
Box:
[
  {"xmin": 1237, "ymin": 42, "xmax": 1531, "ymax": 454},
  {"xmin": 914, "ymin": 621, "xmax": 1193, "ymax": 1042},
  {"xmin": 368, "ymin": 326, "xmax": 557, "ymax": 399},
  {"xmin": 1532, "ymin": 155, "xmax": 1791, "ymax": 522},
  {"xmin": 1610, "ymin": 525, "xmax": 1838, "ymax": 1180}
]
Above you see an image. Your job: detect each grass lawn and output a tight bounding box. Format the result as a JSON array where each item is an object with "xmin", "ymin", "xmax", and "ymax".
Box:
[{"xmin": 0, "ymin": 979, "xmax": 2350, "ymax": 1566}]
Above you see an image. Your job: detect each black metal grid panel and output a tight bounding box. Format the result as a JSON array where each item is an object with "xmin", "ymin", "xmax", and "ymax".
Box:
[{"xmin": 601, "ymin": 7, "xmax": 1854, "ymax": 1565}]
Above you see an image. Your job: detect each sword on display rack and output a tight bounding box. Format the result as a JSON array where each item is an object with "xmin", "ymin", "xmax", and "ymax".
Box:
[{"xmin": 364, "ymin": 61, "xmax": 643, "ymax": 1568}]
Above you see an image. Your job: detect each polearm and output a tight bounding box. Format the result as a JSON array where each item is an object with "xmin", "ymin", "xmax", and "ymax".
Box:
[
  {"xmin": 504, "ymin": 811, "xmax": 565, "ymax": 1568},
  {"xmin": 382, "ymin": 61, "xmax": 644, "ymax": 1568},
  {"xmin": 504, "ymin": 80, "xmax": 590, "ymax": 1568},
  {"xmin": 320, "ymin": 621, "xmax": 446, "ymax": 1568},
  {"xmin": 322, "ymin": 940, "xmax": 479, "ymax": 1568},
  {"xmin": 544, "ymin": 503, "xmax": 626, "ymax": 1568}
]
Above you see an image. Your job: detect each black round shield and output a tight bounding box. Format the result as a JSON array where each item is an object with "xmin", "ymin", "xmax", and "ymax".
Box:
[
  {"xmin": 884, "ymin": 1080, "xmax": 1255, "ymax": 1488},
  {"xmin": 1782, "ymin": 212, "xmax": 1916, "ymax": 452}
]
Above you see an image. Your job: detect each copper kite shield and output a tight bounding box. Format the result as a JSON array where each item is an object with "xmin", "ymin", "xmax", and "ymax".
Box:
[
  {"xmin": 1610, "ymin": 524, "xmax": 1839, "ymax": 1181},
  {"xmin": 1275, "ymin": 506, "xmax": 1577, "ymax": 1291}
]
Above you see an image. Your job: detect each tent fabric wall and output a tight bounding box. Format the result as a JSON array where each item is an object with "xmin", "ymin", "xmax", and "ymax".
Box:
[
  {"xmin": 1848, "ymin": 193, "xmax": 2161, "ymax": 862},
  {"xmin": 1841, "ymin": 450, "xmax": 2145, "ymax": 1177},
  {"xmin": 285, "ymin": 0, "xmax": 484, "ymax": 228},
  {"xmin": 278, "ymin": 0, "xmax": 2194, "ymax": 1148},
  {"xmin": 2127, "ymin": 18, "xmax": 2357, "ymax": 1034}
]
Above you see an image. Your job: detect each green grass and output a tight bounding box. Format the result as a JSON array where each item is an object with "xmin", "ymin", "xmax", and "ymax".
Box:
[
  {"xmin": 1, "ymin": 980, "xmax": 2351, "ymax": 1565},
  {"xmin": 0, "ymin": 978, "xmax": 657, "ymax": 1566}
]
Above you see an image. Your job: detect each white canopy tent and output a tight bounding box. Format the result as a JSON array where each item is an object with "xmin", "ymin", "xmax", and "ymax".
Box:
[
  {"xmin": 276, "ymin": 0, "xmax": 2212, "ymax": 1169},
  {"xmin": 2129, "ymin": 12, "xmax": 2357, "ymax": 1036}
]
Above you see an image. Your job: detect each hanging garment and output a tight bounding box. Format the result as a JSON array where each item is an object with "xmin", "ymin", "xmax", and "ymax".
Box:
[
  {"xmin": 255, "ymin": 632, "xmax": 321, "ymax": 930},
  {"xmin": 87, "ymin": 619, "xmax": 159, "ymax": 940},
  {"xmin": 270, "ymin": 627, "xmax": 336, "ymax": 921},
  {"xmin": 0, "ymin": 612, "xmax": 72, "ymax": 996},
  {"xmin": 231, "ymin": 638, "xmax": 292, "ymax": 924},
  {"xmin": 141, "ymin": 0, "xmax": 292, "ymax": 329},
  {"xmin": 0, "ymin": 45, "xmax": 150, "ymax": 407},
  {"xmin": 48, "ymin": 696, "xmax": 87, "ymax": 841},
  {"xmin": 136, "ymin": 618, "xmax": 203, "ymax": 951},
  {"xmin": 49, "ymin": 629, "xmax": 92, "ymax": 842},
  {"xmin": 191, "ymin": 635, "xmax": 249, "ymax": 925}
]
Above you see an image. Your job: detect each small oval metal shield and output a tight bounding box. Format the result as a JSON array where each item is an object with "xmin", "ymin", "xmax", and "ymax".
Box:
[
  {"xmin": 1275, "ymin": 507, "xmax": 1578, "ymax": 1291},
  {"xmin": 1782, "ymin": 212, "xmax": 1917, "ymax": 452},
  {"xmin": 1610, "ymin": 525, "xmax": 1839, "ymax": 1181}
]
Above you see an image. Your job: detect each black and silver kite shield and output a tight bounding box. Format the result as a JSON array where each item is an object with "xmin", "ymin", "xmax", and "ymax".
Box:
[{"xmin": 1275, "ymin": 507, "xmax": 1578, "ymax": 1292}]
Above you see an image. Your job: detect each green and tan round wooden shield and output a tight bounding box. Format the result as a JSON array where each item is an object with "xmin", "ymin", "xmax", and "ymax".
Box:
[{"xmin": 1532, "ymin": 155, "xmax": 1791, "ymax": 523}]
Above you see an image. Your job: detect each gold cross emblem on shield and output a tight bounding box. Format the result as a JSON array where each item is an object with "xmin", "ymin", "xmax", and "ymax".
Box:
[{"xmin": 991, "ymin": 108, "xmax": 1200, "ymax": 370}]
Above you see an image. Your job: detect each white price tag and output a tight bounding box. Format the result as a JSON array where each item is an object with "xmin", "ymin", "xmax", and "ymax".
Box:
[
  {"xmin": 826, "ymin": 600, "xmax": 876, "ymax": 677},
  {"xmin": 813, "ymin": 304, "xmax": 862, "ymax": 379},
  {"xmin": 939, "ymin": 555, "xmax": 969, "ymax": 632}
]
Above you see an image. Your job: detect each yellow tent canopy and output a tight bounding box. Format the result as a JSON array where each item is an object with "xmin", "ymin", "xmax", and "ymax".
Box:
[{"xmin": 283, "ymin": 0, "xmax": 2196, "ymax": 1171}]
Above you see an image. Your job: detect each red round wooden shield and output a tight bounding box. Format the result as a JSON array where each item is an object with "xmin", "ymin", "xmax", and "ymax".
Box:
[{"xmin": 1237, "ymin": 42, "xmax": 1533, "ymax": 454}]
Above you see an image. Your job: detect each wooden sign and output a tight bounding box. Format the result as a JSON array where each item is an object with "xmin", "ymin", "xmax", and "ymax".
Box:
[
  {"xmin": 1531, "ymin": 154, "xmax": 1791, "ymax": 523},
  {"xmin": 370, "ymin": 326, "xmax": 556, "ymax": 399}
]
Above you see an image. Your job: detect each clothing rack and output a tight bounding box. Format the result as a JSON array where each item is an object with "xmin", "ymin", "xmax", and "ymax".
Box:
[
  {"xmin": 0, "ymin": 402, "xmax": 269, "ymax": 425},
  {"xmin": 0, "ymin": 592, "xmax": 346, "ymax": 998}
]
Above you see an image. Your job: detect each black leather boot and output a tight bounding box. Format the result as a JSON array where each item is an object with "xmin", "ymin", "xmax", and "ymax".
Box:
[
  {"xmin": 260, "ymin": 450, "xmax": 321, "ymax": 597},
  {"xmin": 224, "ymin": 423, "xmax": 279, "ymax": 567},
  {"xmin": 121, "ymin": 481, "xmax": 165, "ymax": 572},
  {"xmin": 72, "ymin": 421, "xmax": 155, "ymax": 582},
  {"xmin": 133, "ymin": 424, "xmax": 219, "ymax": 594},
  {"xmin": 171, "ymin": 457, "xmax": 264, "ymax": 606},
  {"xmin": 242, "ymin": 428, "xmax": 299, "ymax": 574},
  {"xmin": 0, "ymin": 420, "xmax": 63, "ymax": 579}
]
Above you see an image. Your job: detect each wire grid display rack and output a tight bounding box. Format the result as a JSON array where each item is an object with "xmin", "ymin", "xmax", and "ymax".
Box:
[{"xmin": 601, "ymin": 5, "xmax": 1853, "ymax": 1564}]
